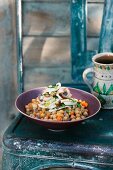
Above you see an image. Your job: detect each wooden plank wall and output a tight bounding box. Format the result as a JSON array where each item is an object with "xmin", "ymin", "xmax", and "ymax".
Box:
[
  {"xmin": 22, "ymin": 0, "xmax": 104, "ymax": 90},
  {"xmin": 0, "ymin": 0, "xmax": 105, "ymax": 117}
]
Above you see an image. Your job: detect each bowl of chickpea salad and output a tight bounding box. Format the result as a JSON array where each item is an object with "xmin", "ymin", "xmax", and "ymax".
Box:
[{"xmin": 15, "ymin": 83, "xmax": 101, "ymax": 130}]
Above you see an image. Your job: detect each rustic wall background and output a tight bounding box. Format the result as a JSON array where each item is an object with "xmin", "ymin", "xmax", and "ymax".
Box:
[{"xmin": 0, "ymin": 0, "xmax": 104, "ymax": 134}]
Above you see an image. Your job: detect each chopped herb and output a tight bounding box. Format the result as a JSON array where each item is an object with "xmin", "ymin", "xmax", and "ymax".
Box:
[
  {"xmin": 70, "ymin": 98, "xmax": 77, "ymax": 102},
  {"xmin": 61, "ymin": 103, "xmax": 65, "ymax": 107},
  {"xmin": 66, "ymin": 109, "xmax": 70, "ymax": 113},
  {"xmin": 77, "ymin": 102, "xmax": 81, "ymax": 108}
]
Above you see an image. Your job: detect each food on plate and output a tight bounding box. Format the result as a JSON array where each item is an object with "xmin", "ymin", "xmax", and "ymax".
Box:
[{"xmin": 25, "ymin": 83, "xmax": 89, "ymax": 121}]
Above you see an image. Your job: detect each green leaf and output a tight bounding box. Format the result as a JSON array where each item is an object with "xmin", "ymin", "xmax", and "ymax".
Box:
[
  {"xmin": 77, "ymin": 102, "xmax": 81, "ymax": 108},
  {"xmin": 99, "ymin": 66, "xmax": 102, "ymax": 69},
  {"xmin": 93, "ymin": 82, "xmax": 102, "ymax": 94},
  {"xmin": 61, "ymin": 103, "xmax": 65, "ymax": 107},
  {"xmin": 66, "ymin": 109, "xmax": 70, "ymax": 114},
  {"xmin": 107, "ymin": 66, "xmax": 110, "ymax": 70},
  {"xmin": 106, "ymin": 84, "xmax": 113, "ymax": 95},
  {"xmin": 103, "ymin": 83, "xmax": 107, "ymax": 95}
]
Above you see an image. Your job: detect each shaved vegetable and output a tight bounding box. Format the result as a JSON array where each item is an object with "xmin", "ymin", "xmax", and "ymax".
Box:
[{"xmin": 25, "ymin": 83, "xmax": 89, "ymax": 121}]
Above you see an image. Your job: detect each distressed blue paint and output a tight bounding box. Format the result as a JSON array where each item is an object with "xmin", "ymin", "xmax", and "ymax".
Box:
[
  {"xmin": 99, "ymin": 0, "xmax": 113, "ymax": 52},
  {"xmin": 71, "ymin": 0, "xmax": 87, "ymax": 83},
  {"xmin": 2, "ymin": 0, "xmax": 113, "ymax": 170},
  {"xmin": 2, "ymin": 84, "xmax": 113, "ymax": 170},
  {"xmin": 71, "ymin": 0, "xmax": 113, "ymax": 82},
  {"xmin": 16, "ymin": 0, "xmax": 24, "ymax": 93}
]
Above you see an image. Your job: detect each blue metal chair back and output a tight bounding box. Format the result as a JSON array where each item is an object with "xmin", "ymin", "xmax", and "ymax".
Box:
[
  {"xmin": 71, "ymin": 0, "xmax": 113, "ymax": 83},
  {"xmin": 16, "ymin": 0, "xmax": 113, "ymax": 93}
]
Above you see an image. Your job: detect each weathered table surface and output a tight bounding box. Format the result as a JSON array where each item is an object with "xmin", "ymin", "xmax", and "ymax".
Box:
[{"xmin": 2, "ymin": 85, "xmax": 113, "ymax": 170}]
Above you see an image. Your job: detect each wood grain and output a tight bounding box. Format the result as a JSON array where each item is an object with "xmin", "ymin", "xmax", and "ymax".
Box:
[
  {"xmin": 23, "ymin": 36, "xmax": 70, "ymax": 67},
  {"xmin": 24, "ymin": 66, "xmax": 73, "ymax": 90},
  {"xmin": 87, "ymin": 4, "xmax": 103, "ymax": 37},
  {"xmin": 23, "ymin": 2, "xmax": 70, "ymax": 36},
  {"xmin": 23, "ymin": 36, "xmax": 99, "ymax": 67},
  {"xmin": 23, "ymin": 2, "xmax": 103, "ymax": 37}
]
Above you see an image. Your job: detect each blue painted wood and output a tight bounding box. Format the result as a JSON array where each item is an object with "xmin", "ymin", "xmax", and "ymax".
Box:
[
  {"xmin": 71, "ymin": 0, "xmax": 87, "ymax": 83},
  {"xmin": 2, "ymin": 0, "xmax": 113, "ymax": 170},
  {"xmin": 16, "ymin": 0, "xmax": 24, "ymax": 93},
  {"xmin": 99, "ymin": 0, "xmax": 113, "ymax": 52},
  {"xmin": 2, "ymin": 85, "xmax": 113, "ymax": 170}
]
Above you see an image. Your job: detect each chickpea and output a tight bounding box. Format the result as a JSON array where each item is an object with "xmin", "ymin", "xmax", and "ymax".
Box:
[
  {"xmin": 84, "ymin": 109, "xmax": 88, "ymax": 112},
  {"xmin": 30, "ymin": 114, "xmax": 35, "ymax": 118},
  {"xmin": 44, "ymin": 117, "xmax": 48, "ymax": 120},
  {"xmin": 32, "ymin": 103, "xmax": 37, "ymax": 110},
  {"xmin": 28, "ymin": 103, "xmax": 33, "ymax": 110},
  {"xmin": 36, "ymin": 112, "xmax": 40, "ymax": 118},
  {"xmin": 59, "ymin": 110, "xmax": 64, "ymax": 114},
  {"xmin": 75, "ymin": 108, "xmax": 80, "ymax": 114},
  {"xmin": 81, "ymin": 107, "xmax": 85, "ymax": 113},
  {"xmin": 52, "ymin": 114, "xmax": 57, "ymax": 119},
  {"xmin": 26, "ymin": 108, "xmax": 30, "ymax": 112},
  {"xmin": 53, "ymin": 118, "xmax": 57, "ymax": 121},
  {"xmin": 71, "ymin": 118, "xmax": 76, "ymax": 121},
  {"xmin": 83, "ymin": 111, "xmax": 88, "ymax": 116},
  {"xmin": 71, "ymin": 115, "xmax": 75, "ymax": 119},
  {"xmin": 36, "ymin": 97, "xmax": 40, "ymax": 103},
  {"xmin": 55, "ymin": 101, "xmax": 60, "ymax": 106},
  {"xmin": 25, "ymin": 93, "xmax": 89, "ymax": 122},
  {"xmin": 50, "ymin": 114, "xmax": 53, "ymax": 119},
  {"xmin": 57, "ymin": 112, "xmax": 63, "ymax": 117},
  {"xmin": 63, "ymin": 116, "xmax": 69, "ymax": 121},
  {"xmin": 52, "ymin": 111, "xmax": 57, "ymax": 114},
  {"xmin": 49, "ymin": 118, "xmax": 53, "ymax": 121},
  {"xmin": 33, "ymin": 112, "xmax": 37, "ymax": 116},
  {"xmin": 70, "ymin": 110, "xmax": 75, "ymax": 115},
  {"xmin": 25, "ymin": 105, "xmax": 29, "ymax": 109},
  {"xmin": 65, "ymin": 113, "xmax": 69, "ymax": 117},
  {"xmin": 26, "ymin": 111, "xmax": 30, "ymax": 115},
  {"xmin": 40, "ymin": 113, "xmax": 45, "ymax": 118},
  {"xmin": 76, "ymin": 113, "xmax": 81, "ymax": 117},
  {"xmin": 32, "ymin": 99, "xmax": 36, "ymax": 103},
  {"xmin": 42, "ymin": 108, "xmax": 46, "ymax": 112},
  {"xmin": 76, "ymin": 117, "xmax": 81, "ymax": 120},
  {"xmin": 81, "ymin": 115, "xmax": 85, "ymax": 119}
]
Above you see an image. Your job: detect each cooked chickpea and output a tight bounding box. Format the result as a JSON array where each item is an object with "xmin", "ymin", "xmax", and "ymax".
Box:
[
  {"xmin": 44, "ymin": 117, "xmax": 48, "ymax": 120},
  {"xmin": 71, "ymin": 118, "xmax": 76, "ymax": 121},
  {"xmin": 81, "ymin": 115, "xmax": 85, "ymax": 119},
  {"xmin": 32, "ymin": 99, "xmax": 36, "ymax": 103},
  {"xmin": 25, "ymin": 93, "xmax": 89, "ymax": 122},
  {"xmin": 25, "ymin": 105, "xmax": 29, "ymax": 109},
  {"xmin": 32, "ymin": 103, "xmax": 37, "ymax": 110},
  {"xmin": 76, "ymin": 117, "xmax": 81, "ymax": 120},
  {"xmin": 76, "ymin": 113, "xmax": 81, "ymax": 117},
  {"xmin": 28, "ymin": 103, "xmax": 33, "ymax": 110},
  {"xmin": 30, "ymin": 114, "xmax": 35, "ymax": 118},
  {"xmin": 83, "ymin": 112, "xmax": 88, "ymax": 116},
  {"xmin": 75, "ymin": 108, "xmax": 80, "ymax": 114},
  {"xmin": 71, "ymin": 115, "xmax": 75, "ymax": 119},
  {"xmin": 59, "ymin": 110, "xmax": 64, "ymax": 114},
  {"xmin": 63, "ymin": 116, "xmax": 69, "ymax": 121}
]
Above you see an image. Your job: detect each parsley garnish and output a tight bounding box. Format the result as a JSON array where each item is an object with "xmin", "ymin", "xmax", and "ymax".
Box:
[{"xmin": 77, "ymin": 102, "xmax": 81, "ymax": 108}]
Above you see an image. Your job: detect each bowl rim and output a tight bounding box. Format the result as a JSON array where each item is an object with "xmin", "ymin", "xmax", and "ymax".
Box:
[{"xmin": 15, "ymin": 87, "xmax": 101, "ymax": 124}]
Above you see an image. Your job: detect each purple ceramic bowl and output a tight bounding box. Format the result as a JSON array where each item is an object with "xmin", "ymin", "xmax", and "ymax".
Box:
[{"xmin": 15, "ymin": 87, "xmax": 101, "ymax": 130}]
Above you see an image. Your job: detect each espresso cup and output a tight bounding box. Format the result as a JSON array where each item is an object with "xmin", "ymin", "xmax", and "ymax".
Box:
[{"xmin": 83, "ymin": 52, "xmax": 113, "ymax": 109}]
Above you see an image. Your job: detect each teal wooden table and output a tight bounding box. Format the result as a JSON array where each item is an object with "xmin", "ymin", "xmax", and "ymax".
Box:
[
  {"xmin": 2, "ymin": 84, "xmax": 113, "ymax": 170},
  {"xmin": 2, "ymin": 0, "xmax": 113, "ymax": 169}
]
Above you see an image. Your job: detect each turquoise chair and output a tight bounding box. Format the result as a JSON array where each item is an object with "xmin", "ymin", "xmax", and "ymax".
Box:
[{"xmin": 2, "ymin": 0, "xmax": 113, "ymax": 169}]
